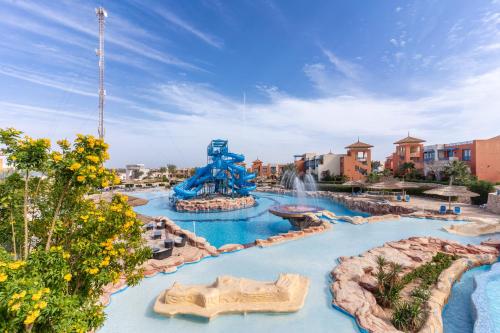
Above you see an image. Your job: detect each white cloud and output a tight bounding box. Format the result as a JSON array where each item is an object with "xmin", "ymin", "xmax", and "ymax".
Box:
[
  {"xmin": 321, "ymin": 48, "xmax": 360, "ymax": 80},
  {"xmin": 153, "ymin": 7, "xmax": 224, "ymax": 49},
  {"xmin": 1, "ymin": 0, "xmax": 201, "ymax": 71},
  {"xmin": 5, "ymin": 65, "xmax": 499, "ymax": 167}
]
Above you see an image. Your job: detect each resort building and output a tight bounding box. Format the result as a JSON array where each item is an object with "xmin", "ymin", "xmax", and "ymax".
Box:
[
  {"xmin": 386, "ymin": 134, "xmax": 426, "ymax": 175},
  {"xmin": 339, "ymin": 140, "xmax": 373, "ymax": 181},
  {"xmin": 251, "ymin": 159, "xmax": 285, "ymax": 179},
  {"xmin": 424, "ymin": 135, "xmax": 500, "ymax": 182},
  {"xmin": 173, "ymin": 168, "xmax": 191, "ymax": 179},
  {"xmin": 294, "ymin": 139, "xmax": 374, "ymax": 181},
  {"xmin": 125, "ymin": 164, "xmax": 150, "ymax": 181}
]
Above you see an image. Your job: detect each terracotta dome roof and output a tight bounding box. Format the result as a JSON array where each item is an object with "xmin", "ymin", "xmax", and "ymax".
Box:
[
  {"xmin": 345, "ymin": 140, "xmax": 373, "ymax": 149},
  {"xmin": 394, "ymin": 135, "xmax": 426, "ymax": 144}
]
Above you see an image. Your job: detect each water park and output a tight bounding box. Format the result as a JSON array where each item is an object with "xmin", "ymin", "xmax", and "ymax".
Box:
[
  {"xmin": 172, "ymin": 139, "xmax": 257, "ymax": 212},
  {"xmin": 92, "ymin": 139, "xmax": 500, "ymax": 333}
]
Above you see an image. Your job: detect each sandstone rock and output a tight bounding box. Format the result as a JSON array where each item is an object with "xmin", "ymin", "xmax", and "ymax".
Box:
[
  {"xmin": 331, "ymin": 237, "xmax": 499, "ymax": 333},
  {"xmin": 154, "ymin": 274, "xmax": 310, "ymax": 319}
]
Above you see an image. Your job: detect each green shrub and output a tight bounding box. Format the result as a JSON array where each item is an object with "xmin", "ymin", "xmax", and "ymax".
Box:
[
  {"xmin": 374, "ymin": 256, "xmax": 404, "ymax": 308},
  {"xmin": 468, "ymin": 180, "xmax": 495, "ymax": 205},
  {"xmin": 391, "ymin": 299, "xmax": 427, "ymax": 332},
  {"xmin": 411, "ymin": 287, "xmax": 430, "ymax": 302}
]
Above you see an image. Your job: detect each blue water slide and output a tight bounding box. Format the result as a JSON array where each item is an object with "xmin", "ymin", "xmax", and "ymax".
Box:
[{"xmin": 173, "ymin": 140, "xmax": 256, "ymax": 200}]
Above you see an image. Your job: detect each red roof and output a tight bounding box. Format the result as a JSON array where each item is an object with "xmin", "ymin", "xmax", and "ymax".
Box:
[
  {"xmin": 345, "ymin": 140, "xmax": 373, "ymax": 149},
  {"xmin": 394, "ymin": 135, "xmax": 425, "ymax": 144}
]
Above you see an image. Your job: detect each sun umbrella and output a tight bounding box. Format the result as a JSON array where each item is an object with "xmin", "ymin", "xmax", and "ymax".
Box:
[
  {"xmin": 369, "ymin": 180, "xmax": 420, "ymax": 197},
  {"xmin": 342, "ymin": 180, "xmax": 366, "ymax": 194},
  {"xmin": 424, "ymin": 185, "xmax": 479, "ymax": 211}
]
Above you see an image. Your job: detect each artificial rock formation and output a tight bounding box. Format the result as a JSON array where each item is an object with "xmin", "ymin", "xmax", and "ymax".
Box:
[
  {"xmin": 175, "ymin": 195, "xmax": 256, "ymax": 212},
  {"xmin": 154, "ymin": 273, "xmax": 310, "ymax": 319},
  {"xmin": 331, "ymin": 237, "xmax": 499, "ymax": 333}
]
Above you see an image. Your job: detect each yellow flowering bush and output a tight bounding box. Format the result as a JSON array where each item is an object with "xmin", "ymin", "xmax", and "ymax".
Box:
[{"xmin": 0, "ymin": 129, "xmax": 150, "ymax": 332}]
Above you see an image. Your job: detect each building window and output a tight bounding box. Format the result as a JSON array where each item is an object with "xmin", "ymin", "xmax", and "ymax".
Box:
[
  {"xmin": 424, "ymin": 151, "xmax": 435, "ymax": 161},
  {"xmin": 462, "ymin": 149, "xmax": 471, "ymax": 161}
]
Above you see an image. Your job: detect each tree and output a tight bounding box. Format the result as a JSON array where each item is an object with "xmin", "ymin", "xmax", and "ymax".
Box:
[
  {"xmin": 399, "ymin": 162, "xmax": 415, "ymax": 181},
  {"xmin": 443, "ymin": 160, "xmax": 471, "ymax": 185},
  {"xmin": 0, "ymin": 129, "xmax": 150, "ymax": 332},
  {"xmin": 366, "ymin": 172, "xmax": 380, "ymax": 184},
  {"xmin": 468, "ymin": 180, "xmax": 494, "ymax": 205},
  {"xmin": 167, "ymin": 164, "xmax": 177, "ymax": 174}
]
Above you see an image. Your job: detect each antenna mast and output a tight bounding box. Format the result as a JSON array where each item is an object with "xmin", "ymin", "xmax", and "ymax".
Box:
[{"xmin": 96, "ymin": 7, "xmax": 107, "ymax": 139}]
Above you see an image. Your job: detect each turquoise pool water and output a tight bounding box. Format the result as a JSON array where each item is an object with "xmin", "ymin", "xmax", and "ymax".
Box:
[
  {"xmin": 130, "ymin": 191, "xmax": 368, "ymax": 248},
  {"xmin": 102, "ymin": 192, "xmax": 489, "ymax": 333},
  {"xmin": 443, "ymin": 265, "xmax": 491, "ymax": 333},
  {"xmin": 486, "ymin": 275, "xmax": 500, "ymax": 332}
]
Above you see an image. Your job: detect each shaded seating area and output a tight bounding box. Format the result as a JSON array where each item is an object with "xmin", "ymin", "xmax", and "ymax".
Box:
[
  {"xmin": 424, "ymin": 185, "xmax": 479, "ymax": 214},
  {"xmin": 368, "ymin": 179, "xmax": 420, "ymax": 202}
]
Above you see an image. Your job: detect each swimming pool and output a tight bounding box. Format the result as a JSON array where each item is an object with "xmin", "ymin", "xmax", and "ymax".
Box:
[
  {"xmin": 130, "ymin": 191, "xmax": 368, "ymax": 248},
  {"xmin": 103, "ymin": 193, "xmax": 490, "ymax": 333},
  {"xmin": 442, "ymin": 265, "xmax": 491, "ymax": 333}
]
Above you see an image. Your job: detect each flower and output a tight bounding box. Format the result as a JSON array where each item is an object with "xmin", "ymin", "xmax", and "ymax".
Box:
[
  {"xmin": 85, "ymin": 155, "xmax": 99, "ymax": 163},
  {"xmin": 100, "ymin": 258, "xmax": 110, "ymax": 267},
  {"xmin": 52, "ymin": 152, "xmax": 62, "ymax": 162},
  {"xmin": 24, "ymin": 309, "xmax": 40, "ymax": 325},
  {"xmin": 64, "ymin": 273, "xmax": 72, "ymax": 281},
  {"xmin": 32, "ymin": 293, "xmax": 42, "ymax": 301},
  {"xmin": 10, "ymin": 302, "xmax": 21, "ymax": 312},
  {"xmin": 42, "ymin": 288, "xmax": 50, "ymax": 294},
  {"xmin": 69, "ymin": 162, "xmax": 81, "ymax": 171},
  {"xmin": 57, "ymin": 139, "xmax": 70, "ymax": 148},
  {"xmin": 0, "ymin": 272, "xmax": 7, "ymax": 282},
  {"xmin": 125, "ymin": 210, "xmax": 136, "ymax": 218},
  {"xmin": 8, "ymin": 261, "xmax": 24, "ymax": 270},
  {"xmin": 76, "ymin": 175, "xmax": 86, "ymax": 182},
  {"xmin": 97, "ymin": 216, "xmax": 105, "ymax": 222},
  {"xmin": 76, "ymin": 147, "xmax": 84, "ymax": 153},
  {"xmin": 63, "ymin": 252, "xmax": 70, "ymax": 259},
  {"xmin": 101, "ymin": 180, "xmax": 109, "ymax": 188},
  {"xmin": 36, "ymin": 301, "xmax": 47, "ymax": 309},
  {"xmin": 12, "ymin": 291, "xmax": 26, "ymax": 299},
  {"xmin": 87, "ymin": 267, "xmax": 99, "ymax": 275}
]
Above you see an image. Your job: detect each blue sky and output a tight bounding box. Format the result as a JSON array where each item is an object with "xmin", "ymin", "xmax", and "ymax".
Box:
[{"xmin": 1, "ymin": 0, "xmax": 499, "ymax": 167}]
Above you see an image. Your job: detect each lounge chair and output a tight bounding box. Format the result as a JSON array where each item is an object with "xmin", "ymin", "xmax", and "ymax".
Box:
[
  {"xmin": 439, "ymin": 205, "xmax": 447, "ymax": 214},
  {"xmin": 174, "ymin": 234, "xmax": 187, "ymax": 247},
  {"xmin": 454, "ymin": 206, "xmax": 461, "ymax": 215},
  {"xmin": 396, "ymin": 194, "xmax": 402, "ymax": 201},
  {"xmin": 152, "ymin": 247, "xmax": 172, "ymax": 260},
  {"xmin": 152, "ymin": 230, "xmax": 162, "ymax": 240},
  {"xmin": 146, "ymin": 223, "xmax": 154, "ymax": 231},
  {"xmin": 405, "ymin": 195, "xmax": 410, "ymax": 202},
  {"xmin": 164, "ymin": 239, "xmax": 174, "ymax": 249}
]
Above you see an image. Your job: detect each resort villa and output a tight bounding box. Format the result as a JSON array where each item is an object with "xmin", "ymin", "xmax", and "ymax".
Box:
[
  {"xmin": 385, "ymin": 134, "xmax": 500, "ymax": 182},
  {"xmin": 423, "ymin": 135, "xmax": 500, "ymax": 182},
  {"xmin": 384, "ymin": 134, "xmax": 426, "ymax": 176},
  {"xmin": 294, "ymin": 139, "xmax": 373, "ymax": 181},
  {"xmin": 250, "ymin": 159, "xmax": 286, "ymax": 179}
]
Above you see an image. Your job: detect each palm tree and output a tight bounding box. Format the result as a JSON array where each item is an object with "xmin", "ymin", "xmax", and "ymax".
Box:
[
  {"xmin": 399, "ymin": 162, "xmax": 415, "ymax": 181},
  {"xmin": 443, "ymin": 160, "xmax": 470, "ymax": 185}
]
